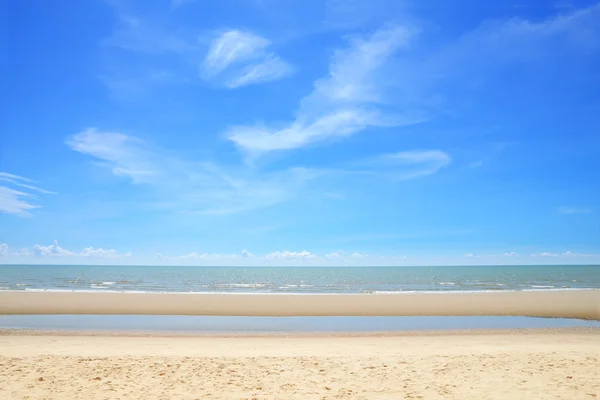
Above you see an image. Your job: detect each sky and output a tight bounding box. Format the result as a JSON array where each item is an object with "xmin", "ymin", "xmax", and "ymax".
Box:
[{"xmin": 1, "ymin": 0, "xmax": 599, "ymax": 266}]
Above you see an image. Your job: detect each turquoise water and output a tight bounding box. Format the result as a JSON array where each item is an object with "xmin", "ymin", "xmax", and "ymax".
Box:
[{"xmin": 0, "ymin": 264, "xmax": 599, "ymax": 293}]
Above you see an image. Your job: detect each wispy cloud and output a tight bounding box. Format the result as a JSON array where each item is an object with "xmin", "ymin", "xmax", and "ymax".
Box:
[
  {"xmin": 362, "ymin": 150, "xmax": 451, "ymax": 180},
  {"xmin": 0, "ymin": 243, "xmax": 7, "ymax": 256},
  {"xmin": 557, "ymin": 206, "xmax": 592, "ymax": 215},
  {"xmin": 531, "ymin": 250, "xmax": 599, "ymax": 257},
  {"xmin": 203, "ymin": 30, "xmax": 271, "ymax": 76},
  {"xmin": 66, "ymin": 129, "xmax": 318, "ymax": 214},
  {"xmin": 0, "ymin": 172, "xmax": 54, "ymax": 216},
  {"xmin": 102, "ymin": 12, "xmax": 194, "ymax": 55},
  {"xmin": 202, "ymin": 29, "xmax": 293, "ymax": 87},
  {"xmin": 226, "ymin": 54, "xmax": 293, "ymax": 88},
  {"xmin": 67, "ymin": 129, "xmax": 449, "ymax": 215},
  {"xmin": 67, "ymin": 129, "xmax": 158, "ymax": 183},
  {"xmin": 431, "ymin": 3, "xmax": 600, "ymax": 87},
  {"xmin": 227, "ymin": 25, "xmax": 422, "ymax": 155}
]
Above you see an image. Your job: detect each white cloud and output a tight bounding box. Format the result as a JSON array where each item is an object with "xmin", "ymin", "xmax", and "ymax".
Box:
[
  {"xmin": 430, "ymin": 3, "xmax": 600, "ymax": 89},
  {"xmin": 557, "ymin": 206, "xmax": 592, "ymax": 214},
  {"xmin": 241, "ymin": 249, "xmax": 253, "ymax": 258},
  {"xmin": 103, "ymin": 12, "xmax": 194, "ymax": 55},
  {"xmin": 32, "ymin": 241, "xmax": 74, "ymax": 257},
  {"xmin": 30, "ymin": 240, "xmax": 130, "ymax": 258},
  {"xmin": 4, "ymin": 243, "xmax": 599, "ymax": 266},
  {"xmin": 202, "ymin": 29, "xmax": 293, "ymax": 88},
  {"xmin": 325, "ymin": 250, "xmax": 345, "ymax": 259},
  {"xmin": 0, "ymin": 172, "xmax": 53, "ymax": 216},
  {"xmin": 227, "ymin": 25, "xmax": 421, "ymax": 155},
  {"xmin": 66, "ymin": 129, "xmax": 317, "ymax": 214},
  {"xmin": 204, "ymin": 30, "xmax": 271, "ymax": 76},
  {"xmin": 66, "ymin": 129, "xmax": 157, "ymax": 183},
  {"xmin": 366, "ymin": 150, "xmax": 451, "ymax": 180},
  {"xmin": 265, "ymin": 250, "xmax": 317, "ymax": 260},
  {"xmin": 226, "ymin": 55, "xmax": 293, "ymax": 88},
  {"xmin": 309, "ymin": 26, "xmax": 414, "ymax": 105},
  {"xmin": 531, "ymin": 250, "xmax": 599, "ymax": 258},
  {"xmin": 228, "ymin": 109, "xmax": 396, "ymax": 152},
  {"xmin": 0, "ymin": 172, "xmax": 55, "ymax": 195},
  {"xmin": 80, "ymin": 247, "xmax": 132, "ymax": 257},
  {"xmin": 0, "ymin": 187, "xmax": 40, "ymax": 216}
]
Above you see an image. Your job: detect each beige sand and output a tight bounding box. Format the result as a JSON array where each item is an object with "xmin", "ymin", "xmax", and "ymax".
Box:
[
  {"xmin": 1, "ymin": 290, "xmax": 599, "ymax": 319},
  {"xmin": 1, "ymin": 328, "xmax": 599, "ymax": 399}
]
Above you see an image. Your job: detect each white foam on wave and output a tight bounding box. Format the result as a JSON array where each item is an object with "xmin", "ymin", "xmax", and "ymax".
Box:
[
  {"xmin": 217, "ymin": 283, "xmax": 267, "ymax": 289},
  {"xmin": 530, "ymin": 285, "xmax": 555, "ymax": 288},
  {"xmin": 2, "ymin": 287, "xmax": 598, "ymax": 295},
  {"xmin": 280, "ymin": 284, "xmax": 314, "ymax": 288}
]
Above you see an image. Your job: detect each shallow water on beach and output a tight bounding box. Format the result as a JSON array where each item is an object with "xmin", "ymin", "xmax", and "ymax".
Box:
[
  {"xmin": 2, "ymin": 315, "xmax": 600, "ymax": 333},
  {"xmin": 1, "ymin": 264, "xmax": 599, "ymax": 293}
]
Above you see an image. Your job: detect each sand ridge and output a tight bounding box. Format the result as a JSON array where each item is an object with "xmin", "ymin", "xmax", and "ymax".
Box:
[{"xmin": 1, "ymin": 290, "xmax": 599, "ymax": 319}]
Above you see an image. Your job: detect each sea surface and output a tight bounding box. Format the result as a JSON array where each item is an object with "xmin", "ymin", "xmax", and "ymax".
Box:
[{"xmin": 1, "ymin": 264, "xmax": 599, "ymax": 293}]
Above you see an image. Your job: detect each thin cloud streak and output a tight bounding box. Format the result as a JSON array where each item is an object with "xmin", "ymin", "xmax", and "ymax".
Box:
[
  {"xmin": 227, "ymin": 25, "xmax": 422, "ymax": 155},
  {"xmin": 226, "ymin": 54, "xmax": 293, "ymax": 88},
  {"xmin": 203, "ymin": 30, "xmax": 270, "ymax": 76},
  {"xmin": 203, "ymin": 29, "xmax": 293, "ymax": 87},
  {"xmin": 66, "ymin": 129, "xmax": 318, "ymax": 215},
  {"xmin": 0, "ymin": 172, "xmax": 53, "ymax": 216}
]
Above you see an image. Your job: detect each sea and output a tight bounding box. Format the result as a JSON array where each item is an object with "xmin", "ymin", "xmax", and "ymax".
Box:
[
  {"xmin": 1, "ymin": 264, "xmax": 599, "ymax": 293},
  {"xmin": 3, "ymin": 264, "xmax": 600, "ymax": 332}
]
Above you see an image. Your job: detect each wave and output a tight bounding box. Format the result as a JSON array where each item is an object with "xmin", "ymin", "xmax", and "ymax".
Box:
[
  {"xmin": 1, "ymin": 287, "xmax": 597, "ymax": 294},
  {"xmin": 215, "ymin": 283, "xmax": 268, "ymax": 289}
]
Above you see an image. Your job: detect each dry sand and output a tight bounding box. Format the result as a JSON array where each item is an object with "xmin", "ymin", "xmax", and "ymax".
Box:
[
  {"xmin": 1, "ymin": 328, "xmax": 599, "ymax": 399},
  {"xmin": 1, "ymin": 290, "xmax": 599, "ymax": 319}
]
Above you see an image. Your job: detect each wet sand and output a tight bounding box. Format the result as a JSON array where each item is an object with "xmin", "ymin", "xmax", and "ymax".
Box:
[{"xmin": 1, "ymin": 290, "xmax": 599, "ymax": 319}]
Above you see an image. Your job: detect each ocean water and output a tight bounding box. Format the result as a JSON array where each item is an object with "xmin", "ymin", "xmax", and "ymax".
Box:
[{"xmin": 0, "ymin": 264, "xmax": 599, "ymax": 293}]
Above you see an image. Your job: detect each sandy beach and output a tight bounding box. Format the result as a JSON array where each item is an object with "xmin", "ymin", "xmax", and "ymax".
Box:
[
  {"xmin": 1, "ymin": 290, "xmax": 599, "ymax": 319},
  {"xmin": 0, "ymin": 328, "xmax": 598, "ymax": 399}
]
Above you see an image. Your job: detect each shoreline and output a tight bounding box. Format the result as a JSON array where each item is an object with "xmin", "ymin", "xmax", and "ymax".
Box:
[
  {"xmin": 1, "ymin": 290, "xmax": 599, "ymax": 319},
  {"xmin": 1, "ymin": 326, "xmax": 599, "ymax": 338},
  {"xmin": 4, "ymin": 287, "xmax": 598, "ymax": 293}
]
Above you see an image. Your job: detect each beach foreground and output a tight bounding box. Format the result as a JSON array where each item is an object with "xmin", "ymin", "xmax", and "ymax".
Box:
[
  {"xmin": 1, "ymin": 328, "xmax": 599, "ymax": 399},
  {"xmin": 1, "ymin": 290, "xmax": 599, "ymax": 319}
]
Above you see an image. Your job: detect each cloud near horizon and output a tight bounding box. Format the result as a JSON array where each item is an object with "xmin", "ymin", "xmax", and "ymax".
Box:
[
  {"xmin": 2, "ymin": 242, "xmax": 599, "ymax": 266},
  {"xmin": 0, "ymin": 241, "xmax": 130, "ymax": 258}
]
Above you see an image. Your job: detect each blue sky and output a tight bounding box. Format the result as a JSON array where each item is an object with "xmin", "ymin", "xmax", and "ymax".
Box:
[{"xmin": 1, "ymin": 0, "xmax": 599, "ymax": 266}]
